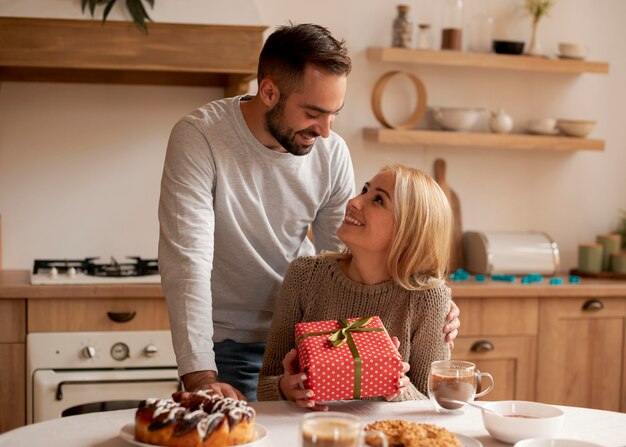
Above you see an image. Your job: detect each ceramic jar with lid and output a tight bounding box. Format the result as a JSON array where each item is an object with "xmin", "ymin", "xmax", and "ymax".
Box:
[
  {"xmin": 417, "ymin": 24, "xmax": 433, "ymax": 50},
  {"xmin": 489, "ymin": 109, "xmax": 514, "ymax": 133}
]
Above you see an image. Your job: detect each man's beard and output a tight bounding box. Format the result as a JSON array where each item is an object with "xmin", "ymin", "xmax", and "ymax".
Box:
[{"xmin": 265, "ymin": 98, "xmax": 319, "ymax": 156}]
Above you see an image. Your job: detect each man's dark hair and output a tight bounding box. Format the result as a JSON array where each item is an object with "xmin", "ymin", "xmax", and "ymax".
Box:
[{"xmin": 257, "ymin": 23, "xmax": 352, "ymax": 95}]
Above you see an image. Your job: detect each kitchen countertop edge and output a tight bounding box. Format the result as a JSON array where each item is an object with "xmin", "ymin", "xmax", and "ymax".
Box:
[{"xmin": 2, "ymin": 270, "xmax": 626, "ymax": 299}]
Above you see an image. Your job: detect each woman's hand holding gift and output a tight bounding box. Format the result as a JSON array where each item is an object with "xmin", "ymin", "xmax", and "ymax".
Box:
[
  {"xmin": 385, "ymin": 336, "xmax": 411, "ymax": 401},
  {"xmin": 279, "ymin": 348, "xmax": 329, "ymax": 411}
]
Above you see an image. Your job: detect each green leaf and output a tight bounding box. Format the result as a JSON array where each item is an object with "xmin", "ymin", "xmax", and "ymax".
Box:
[
  {"xmin": 88, "ymin": 0, "xmax": 98, "ymax": 16},
  {"xmin": 145, "ymin": 0, "xmax": 154, "ymax": 8},
  {"xmin": 126, "ymin": 0, "xmax": 151, "ymax": 33},
  {"xmin": 102, "ymin": 0, "xmax": 117, "ymax": 23},
  {"xmin": 81, "ymin": 0, "xmax": 89, "ymax": 13}
]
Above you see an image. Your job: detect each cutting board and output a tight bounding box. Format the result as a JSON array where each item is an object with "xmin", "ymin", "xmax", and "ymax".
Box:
[{"xmin": 434, "ymin": 159, "xmax": 463, "ymax": 271}]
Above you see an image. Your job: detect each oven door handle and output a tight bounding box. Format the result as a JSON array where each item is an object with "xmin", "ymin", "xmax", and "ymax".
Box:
[{"xmin": 55, "ymin": 378, "xmax": 182, "ymax": 401}]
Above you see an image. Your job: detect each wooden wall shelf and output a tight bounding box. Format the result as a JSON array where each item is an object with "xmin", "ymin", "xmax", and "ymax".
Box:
[
  {"xmin": 367, "ymin": 47, "xmax": 609, "ymax": 75},
  {"xmin": 0, "ymin": 17, "xmax": 267, "ymax": 95},
  {"xmin": 363, "ymin": 128, "xmax": 605, "ymax": 152}
]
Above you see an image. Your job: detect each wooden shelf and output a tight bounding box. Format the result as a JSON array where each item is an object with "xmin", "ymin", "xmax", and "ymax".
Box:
[
  {"xmin": 363, "ymin": 128, "xmax": 605, "ymax": 152},
  {"xmin": 367, "ymin": 47, "xmax": 609, "ymax": 75},
  {"xmin": 0, "ymin": 17, "xmax": 267, "ymax": 95}
]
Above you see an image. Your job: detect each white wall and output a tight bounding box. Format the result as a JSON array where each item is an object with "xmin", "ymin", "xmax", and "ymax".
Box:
[{"xmin": 1, "ymin": 0, "xmax": 625, "ymax": 271}]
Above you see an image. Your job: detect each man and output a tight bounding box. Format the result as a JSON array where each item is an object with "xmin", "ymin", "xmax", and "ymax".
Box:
[{"xmin": 158, "ymin": 23, "xmax": 460, "ymax": 402}]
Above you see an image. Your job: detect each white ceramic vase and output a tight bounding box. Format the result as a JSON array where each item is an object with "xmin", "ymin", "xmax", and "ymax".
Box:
[{"xmin": 526, "ymin": 21, "xmax": 543, "ymax": 56}]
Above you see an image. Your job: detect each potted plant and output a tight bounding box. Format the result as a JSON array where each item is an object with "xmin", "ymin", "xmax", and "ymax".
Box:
[
  {"xmin": 82, "ymin": 0, "xmax": 154, "ymax": 33},
  {"xmin": 523, "ymin": 0, "xmax": 555, "ymax": 57}
]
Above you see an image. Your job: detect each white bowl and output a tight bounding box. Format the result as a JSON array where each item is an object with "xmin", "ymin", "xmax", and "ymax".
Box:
[
  {"xmin": 433, "ymin": 107, "xmax": 482, "ymax": 131},
  {"xmin": 515, "ymin": 439, "xmax": 602, "ymax": 447},
  {"xmin": 556, "ymin": 119, "xmax": 596, "ymax": 138},
  {"xmin": 482, "ymin": 401, "xmax": 565, "ymax": 444},
  {"xmin": 527, "ymin": 118, "xmax": 558, "ymax": 135},
  {"xmin": 558, "ymin": 42, "xmax": 588, "ymax": 59}
]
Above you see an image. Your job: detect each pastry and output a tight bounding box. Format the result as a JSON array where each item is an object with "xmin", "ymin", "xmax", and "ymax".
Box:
[
  {"xmin": 134, "ymin": 390, "xmax": 255, "ymax": 447},
  {"xmin": 364, "ymin": 419, "xmax": 461, "ymax": 447}
]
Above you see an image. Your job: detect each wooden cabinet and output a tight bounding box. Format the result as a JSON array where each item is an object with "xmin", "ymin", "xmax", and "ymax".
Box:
[
  {"xmin": 0, "ymin": 17, "xmax": 266, "ymax": 95},
  {"xmin": 0, "ymin": 300, "xmax": 26, "ymax": 433},
  {"xmin": 364, "ymin": 47, "xmax": 609, "ymax": 152},
  {"xmin": 452, "ymin": 297, "xmax": 537, "ymax": 402},
  {"xmin": 28, "ymin": 298, "xmax": 169, "ymax": 332},
  {"xmin": 536, "ymin": 296, "xmax": 626, "ymax": 411}
]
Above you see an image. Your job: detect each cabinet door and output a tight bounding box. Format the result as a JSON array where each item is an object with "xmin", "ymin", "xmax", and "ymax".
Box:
[
  {"xmin": 537, "ymin": 297, "xmax": 626, "ymax": 411},
  {"xmin": 452, "ymin": 297, "xmax": 537, "ymax": 401},
  {"xmin": 453, "ymin": 335, "xmax": 536, "ymax": 402},
  {"xmin": 0, "ymin": 300, "xmax": 26, "ymax": 432},
  {"xmin": 0, "ymin": 343, "xmax": 25, "ymax": 433}
]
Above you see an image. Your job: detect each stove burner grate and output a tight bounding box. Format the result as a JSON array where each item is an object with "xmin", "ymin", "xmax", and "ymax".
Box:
[{"xmin": 33, "ymin": 257, "xmax": 158, "ymax": 277}]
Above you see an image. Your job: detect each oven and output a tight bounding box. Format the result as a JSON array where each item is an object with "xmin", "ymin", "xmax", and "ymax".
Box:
[{"xmin": 27, "ymin": 330, "xmax": 180, "ymax": 424}]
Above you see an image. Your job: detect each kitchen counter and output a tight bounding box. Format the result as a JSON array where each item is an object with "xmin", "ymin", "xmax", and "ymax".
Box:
[
  {"xmin": 0, "ymin": 270, "xmax": 164, "ymax": 298},
  {"xmin": 1, "ymin": 269, "xmax": 626, "ymax": 299}
]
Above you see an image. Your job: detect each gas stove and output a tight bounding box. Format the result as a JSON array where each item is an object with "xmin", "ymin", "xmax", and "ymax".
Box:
[{"xmin": 30, "ymin": 257, "xmax": 161, "ymax": 285}]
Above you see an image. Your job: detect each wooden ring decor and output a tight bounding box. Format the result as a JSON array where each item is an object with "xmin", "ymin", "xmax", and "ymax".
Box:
[{"xmin": 371, "ymin": 70, "xmax": 427, "ymax": 129}]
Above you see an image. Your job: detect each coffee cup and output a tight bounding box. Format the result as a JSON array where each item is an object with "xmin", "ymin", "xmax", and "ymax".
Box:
[
  {"xmin": 301, "ymin": 412, "xmax": 388, "ymax": 447},
  {"xmin": 427, "ymin": 360, "xmax": 494, "ymax": 414}
]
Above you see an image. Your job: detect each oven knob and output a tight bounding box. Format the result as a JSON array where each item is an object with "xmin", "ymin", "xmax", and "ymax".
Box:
[
  {"xmin": 110, "ymin": 342, "xmax": 130, "ymax": 361},
  {"xmin": 82, "ymin": 345, "xmax": 96, "ymax": 359},
  {"xmin": 144, "ymin": 344, "xmax": 158, "ymax": 357}
]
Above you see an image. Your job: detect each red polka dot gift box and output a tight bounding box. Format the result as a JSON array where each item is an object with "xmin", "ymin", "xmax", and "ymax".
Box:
[{"xmin": 295, "ymin": 316, "xmax": 403, "ymax": 402}]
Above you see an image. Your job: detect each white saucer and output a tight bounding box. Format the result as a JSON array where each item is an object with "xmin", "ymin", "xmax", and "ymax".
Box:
[
  {"xmin": 456, "ymin": 433, "xmax": 483, "ymax": 447},
  {"xmin": 557, "ymin": 53, "xmax": 586, "ymax": 60},
  {"xmin": 527, "ymin": 127, "xmax": 559, "ymax": 135},
  {"xmin": 120, "ymin": 423, "xmax": 268, "ymax": 446}
]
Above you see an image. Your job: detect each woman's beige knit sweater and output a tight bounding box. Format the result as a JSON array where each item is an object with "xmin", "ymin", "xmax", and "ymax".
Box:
[{"xmin": 257, "ymin": 256, "xmax": 451, "ymax": 402}]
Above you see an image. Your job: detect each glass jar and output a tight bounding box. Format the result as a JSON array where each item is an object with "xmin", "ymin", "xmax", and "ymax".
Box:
[
  {"xmin": 417, "ymin": 24, "xmax": 433, "ymax": 50},
  {"xmin": 392, "ymin": 4, "xmax": 413, "ymax": 48},
  {"xmin": 441, "ymin": 0, "xmax": 463, "ymax": 50},
  {"xmin": 468, "ymin": 14, "xmax": 493, "ymax": 53}
]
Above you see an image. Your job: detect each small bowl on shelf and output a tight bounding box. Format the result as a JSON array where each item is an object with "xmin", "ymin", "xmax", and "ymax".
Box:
[
  {"xmin": 556, "ymin": 119, "xmax": 596, "ymax": 138},
  {"xmin": 493, "ymin": 40, "xmax": 525, "ymax": 55},
  {"xmin": 527, "ymin": 118, "xmax": 558, "ymax": 135},
  {"xmin": 558, "ymin": 42, "xmax": 588, "ymax": 60},
  {"xmin": 432, "ymin": 107, "xmax": 483, "ymax": 131},
  {"xmin": 482, "ymin": 400, "xmax": 565, "ymax": 444}
]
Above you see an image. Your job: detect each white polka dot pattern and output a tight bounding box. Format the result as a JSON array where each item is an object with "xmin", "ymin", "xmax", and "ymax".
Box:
[{"xmin": 295, "ymin": 316, "xmax": 403, "ymax": 402}]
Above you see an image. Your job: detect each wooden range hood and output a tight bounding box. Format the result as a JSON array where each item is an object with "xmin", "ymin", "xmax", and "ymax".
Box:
[{"xmin": 0, "ymin": 17, "xmax": 267, "ymax": 96}]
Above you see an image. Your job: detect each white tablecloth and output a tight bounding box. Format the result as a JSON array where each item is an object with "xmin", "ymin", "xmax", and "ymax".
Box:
[{"xmin": 1, "ymin": 400, "xmax": 625, "ymax": 446}]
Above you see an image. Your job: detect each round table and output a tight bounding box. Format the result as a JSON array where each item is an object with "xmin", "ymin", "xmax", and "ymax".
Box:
[{"xmin": 1, "ymin": 400, "xmax": 625, "ymax": 446}]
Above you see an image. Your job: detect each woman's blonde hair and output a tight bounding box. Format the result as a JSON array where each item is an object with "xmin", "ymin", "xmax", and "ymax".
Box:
[
  {"xmin": 382, "ymin": 164, "xmax": 452, "ymax": 290},
  {"xmin": 327, "ymin": 164, "xmax": 452, "ymax": 290}
]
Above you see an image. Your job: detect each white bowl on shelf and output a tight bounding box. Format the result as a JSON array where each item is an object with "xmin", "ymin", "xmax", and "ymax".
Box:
[
  {"xmin": 482, "ymin": 401, "xmax": 565, "ymax": 444},
  {"xmin": 527, "ymin": 118, "xmax": 558, "ymax": 135},
  {"xmin": 432, "ymin": 107, "xmax": 483, "ymax": 131},
  {"xmin": 558, "ymin": 42, "xmax": 588, "ymax": 60},
  {"xmin": 556, "ymin": 119, "xmax": 596, "ymax": 137}
]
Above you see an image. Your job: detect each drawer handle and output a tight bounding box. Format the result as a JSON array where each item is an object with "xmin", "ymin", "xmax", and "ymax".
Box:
[
  {"xmin": 471, "ymin": 340, "xmax": 494, "ymax": 353},
  {"xmin": 107, "ymin": 311, "xmax": 137, "ymax": 323},
  {"xmin": 582, "ymin": 299, "xmax": 604, "ymax": 312}
]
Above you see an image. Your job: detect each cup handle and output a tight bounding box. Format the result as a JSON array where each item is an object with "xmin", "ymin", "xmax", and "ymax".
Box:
[
  {"xmin": 474, "ymin": 371, "xmax": 494, "ymax": 398},
  {"xmin": 361, "ymin": 430, "xmax": 388, "ymax": 447}
]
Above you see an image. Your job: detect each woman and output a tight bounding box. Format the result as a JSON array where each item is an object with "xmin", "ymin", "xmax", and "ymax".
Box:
[{"xmin": 257, "ymin": 164, "xmax": 452, "ymax": 410}]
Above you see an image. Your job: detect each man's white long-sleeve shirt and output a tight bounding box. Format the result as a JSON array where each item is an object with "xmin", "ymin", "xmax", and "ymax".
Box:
[{"xmin": 158, "ymin": 96, "xmax": 355, "ymax": 377}]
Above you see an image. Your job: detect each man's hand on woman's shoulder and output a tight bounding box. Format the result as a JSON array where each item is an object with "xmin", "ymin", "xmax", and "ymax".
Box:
[{"xmin": 444, "ymin": 300, "xmax": 461, "ymax": 349}]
